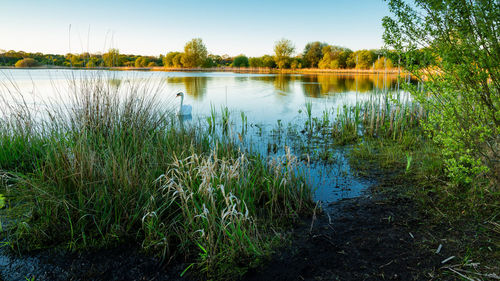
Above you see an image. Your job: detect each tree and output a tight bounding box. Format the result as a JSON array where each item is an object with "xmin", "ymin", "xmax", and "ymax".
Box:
[
  {"xmin": 163, "ymin": 52, "xmax": 181, "ymax": 67},
  {"xmin": 318, "ymin": 46, "xmax": 353, "ymax": 69},
  {"xmin": 374, "ymin": 56, "xmax": 394, "ymax": 69},
  {"xmin": 64, "ymin": 54, "xmax": 84, "ymax": 67},
  {"xmin": 262, "ymin": 55, "xmax": 276, "ymax": 68},
  {"xmin": 232, "ymin": 55, "xmax": 249, "ymax": 67},
  {"xmin": 303, "ymin": 42, "xmax": 327, "ymax": 68},
  {"xmin": 172, "ymin": 53, "xmax": 184, "ymax": 68},
  {"xmin": 249, "ymin": 57, "xmax": 263, "ymax": 67},
  {"xmin": 290, "ymin": 58, "xmax": 302, "ymax": 69},
  {"xmin": 383, "ymin": 0, "xmax": 500, "ymax": 185},
  {"xmin": 353, "ymin": 50, "xmax": 375, "ymax": 69},
  {"xmin": 274, "ymin": 38, "xmax": 295, "ymax": 69},
  {"xmin": 135, "ymin": 56, "xmax": 149, "ymax": 67},
  {"xmin": 103, "ymin": 48, "xmax": 121, "ymax": 67},
  {"xmin": 181, "ymin": 38, "xmax": 208, "ymax": 68},
  {"xmin": 14, "ymin": 58, "xmax": 39, "ymax": 68}
]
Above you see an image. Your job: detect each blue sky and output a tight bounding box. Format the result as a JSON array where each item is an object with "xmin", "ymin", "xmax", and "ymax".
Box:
[{"xmin": 0, "ymin": 0, "xmax": 391, "ymax": 56}]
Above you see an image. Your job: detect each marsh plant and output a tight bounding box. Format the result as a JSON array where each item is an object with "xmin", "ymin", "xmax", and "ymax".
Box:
[{"xmin": 0, "ymin": 74, "xmax": 313, "ymax": 279}]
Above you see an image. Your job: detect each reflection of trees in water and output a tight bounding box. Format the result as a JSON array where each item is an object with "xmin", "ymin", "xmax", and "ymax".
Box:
[
  {"xmin": 234, "ymin": 76, "xmax": 249, "ymax": 83},
  {"xmin": 273, "ymin": 74, "xmax": 295, "ymax": 93},
  {"xmin": 371, "ymin": 74, "xmax": 398, "ymax": 90},
  {"xmin": 248, "ymin": 75, "xmax": 301, "ymax": 94},
  {"xmin": 302, "ymin": 76, "xmax": 321, "ymax": 98},
  {"xmin": 166, "ymin": 77, "xmax": 208, "ymax": 99},
  {"xmin": 108, "ymin": 78, "xmax": 122, "ymax": 88},
  {"xmin": 248, "ymin": 75, "xmax": 274, "ymax": 84},
  {"xmin": 301, "ymin": 74, "xmax": 400, "ymax": 97}
]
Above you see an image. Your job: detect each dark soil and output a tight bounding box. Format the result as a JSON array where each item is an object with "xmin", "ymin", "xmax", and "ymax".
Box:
[
  {"xmin": 244, "ymin": 181, "xmax": 444, "ymax": 281},
  {"xmin": 0, "ymin": 179, "xmax": 455, "ymax": 281}
]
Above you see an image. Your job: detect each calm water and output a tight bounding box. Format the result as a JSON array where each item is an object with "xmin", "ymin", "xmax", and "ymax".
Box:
[{"xmin": 0, "ymin": 69, "xmax": 406, "ymax": 203}]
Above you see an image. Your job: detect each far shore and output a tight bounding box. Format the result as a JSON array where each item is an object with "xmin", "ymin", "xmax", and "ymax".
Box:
[{"xmin": 0, "ymin": 65, "xmax": 407, "ymax": 75}]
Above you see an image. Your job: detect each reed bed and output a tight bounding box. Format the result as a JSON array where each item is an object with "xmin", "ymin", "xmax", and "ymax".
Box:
[
  {"xmin": 0, "ymin": 75, "xmax": 313, "ymax": 279},
  {"xmin": 319, "ymin": 93, "xmax": 426, "ymax": 146}
]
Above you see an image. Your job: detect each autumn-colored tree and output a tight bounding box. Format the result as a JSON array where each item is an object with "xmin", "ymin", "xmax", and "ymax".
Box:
[
  {"xmin": 14, "ymin": 58, "xmax": 39, "ymax": 68},
  {"xmin": 373, "ymin": 56, "xmax": 393, "ymax": 69}
]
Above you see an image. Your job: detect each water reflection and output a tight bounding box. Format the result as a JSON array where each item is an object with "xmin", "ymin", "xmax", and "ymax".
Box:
[
  {"xmin": 166, "ymin": 76, "xmax": 208, "ymax": 99},
  {"xmin": 3, "ymin": 70, "xmax": 408, "ymax": 126},
  {"xmin": 301, "ymin": 74, "xmax": 400, "ymax": 97}
]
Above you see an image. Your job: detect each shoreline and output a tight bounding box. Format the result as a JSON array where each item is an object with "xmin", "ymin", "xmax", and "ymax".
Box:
[{"xmin": 0, "ymin": 66, "xmax": 406, "ymax": 75}]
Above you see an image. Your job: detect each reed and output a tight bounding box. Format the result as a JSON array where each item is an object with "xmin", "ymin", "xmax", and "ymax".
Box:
[
  {"xmin": 0, "ymin": 75, "xmax": 313, "ymax": 279},
  {"xmin": 328, "ymin": 92, "xmax": 426, "ymax": 145}
]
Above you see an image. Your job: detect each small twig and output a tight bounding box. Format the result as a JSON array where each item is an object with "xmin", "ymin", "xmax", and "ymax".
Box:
[
  {"xmin": 444, "ymin": 267, "xmax": 477, "ymax": 281},
  {"xmin": 435, "ymin": 244, "xmax": 442, "ymax": 254},
  {"xmin": 309, "ymin": 201, "xmax": 319, "ymax": 234},
  {"xmin": 441, "ymin": 256, "xmax": 455, "ymax": 264},
  {"xmin": 379, "ymin": 260, "xmax": 394, "ymax": 269}
]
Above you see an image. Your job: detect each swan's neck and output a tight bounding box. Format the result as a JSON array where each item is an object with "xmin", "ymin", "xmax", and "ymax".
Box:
[{"xmin": 179, "ymin": 95, "xmax": 184, "ymax": 111}]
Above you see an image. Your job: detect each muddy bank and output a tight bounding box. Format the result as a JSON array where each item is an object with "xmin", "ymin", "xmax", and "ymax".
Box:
[
  {"xmin": 243, "ymin": 182, "xmax": 445, "ymax": 281},
  {"xmin": 0, "ymin": 244, "xmax": 190, "ymax": 281}
]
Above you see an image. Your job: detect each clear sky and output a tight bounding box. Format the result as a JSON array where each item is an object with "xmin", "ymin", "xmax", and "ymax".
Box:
[{"xmin": 0, "ymin": 0, "xmax": 391, "ymax": 57}]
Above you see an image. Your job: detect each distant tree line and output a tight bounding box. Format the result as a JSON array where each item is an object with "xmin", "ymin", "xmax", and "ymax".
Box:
[{"xmin": 1, "ymin": 38, "xmax": 430, "ymax": 70}]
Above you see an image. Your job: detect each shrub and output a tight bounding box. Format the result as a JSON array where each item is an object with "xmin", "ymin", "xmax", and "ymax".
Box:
[
  {"xmin": 232, "ymin": 55, "xmax": 249, "ymax": 67},
  {"xmin": 14, "ymin": 58, "xmax": 39, "ymax": 67},
  {"xmin": 383, "ymin": 0, "xmax": 499, "ymax": 187}
]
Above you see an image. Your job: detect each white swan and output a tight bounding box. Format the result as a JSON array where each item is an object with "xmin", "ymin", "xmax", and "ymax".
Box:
[{"xmin": 176, "ymin": 92, "xmax": 192, "ymax": 116}]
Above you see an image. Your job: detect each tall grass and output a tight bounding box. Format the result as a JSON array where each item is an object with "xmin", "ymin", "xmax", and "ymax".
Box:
[
  {"xmin": 327, "ymin": 93, "xmax": 425, "ymax": 145},
  {"xmin": 0, "ymin": 74, "xmax": 313, "ymax": 279}
]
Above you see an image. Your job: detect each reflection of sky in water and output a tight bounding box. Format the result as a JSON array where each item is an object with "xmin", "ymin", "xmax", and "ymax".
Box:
[{"xmin": 0, "ymin": 69, "xmax": 412, "ymax": 203}]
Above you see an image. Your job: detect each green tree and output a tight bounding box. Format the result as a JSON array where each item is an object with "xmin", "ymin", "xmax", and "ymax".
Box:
[
  {"xmin": 318, "ymin": 46, "xmax": 353, "ymax": 69},
  {"xmin": 202, "ymin": 57, "xmax": 215, "ymax": 68},
  {"xmin": 373, "ymin": 56, "xmax": 394, "ymax": 69},
  {"xmin": 163, "ymin": 52, "xmax": 181, "ymax": 67},
  {"xmin": 14, "ymin": 58, "xmax": 39, "ymax": 68},
  {"xmin": 383, "ymin": 0, "xmax": 500, "ymax": 185},
  {"xmin": 249, "ymin": 57, "xmax": 263, "ymax": 67},
  {"xmin": 86, "ymin": 56, "xmax": 101, "ymax": 68},
  {"xmin": 181, "ymin": 38, "xmax": 208, "ymax": 68},
  {"xmin": 103, "ymin": 48, "xmax": 121, "ymax": 67},
  {"xmin": 290, "ymin": 58, "xmax": 302, "ymax": 69},
  {"xmin": 274, "ymin": 38, "xmax": 295, "ymax": 69},
  {"xmin": 262, "ymin": 55, "xmax": 276, "ymax": 68},
  {"xmin": 135, "ymin": 56, "xmax": 149, "ymax": 67},
  {"xmin": 303, "ymin": 42, "xmax": 327, "ymax": 68},
  {"xmin": 64, "ymin": 54, "xmax": 84, "ymax": 67},
  {"xmin": 353, "ymin": 50, "xmax": 375, "ymax": 69},
  {"xmin": 232, "ymin": 55, "xmax": 249, "ymax": 67},
  {"xmin": 172, "ymin": 53, "xmax": 184, "ymax": 68}
]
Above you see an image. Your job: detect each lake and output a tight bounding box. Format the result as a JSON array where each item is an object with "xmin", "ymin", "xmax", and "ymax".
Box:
[{"xmin": 0, "ymin": 69, "xmax": 408, "ymax": 203}]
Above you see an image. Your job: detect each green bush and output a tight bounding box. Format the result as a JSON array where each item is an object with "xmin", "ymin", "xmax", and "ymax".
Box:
[
  {"xmin": 232, "ymin": 55, "xmax": 249, "ymax": 67},
  {"xmin": 383, "ymin": 0, "xmax": 499, "ymax": 187}
]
